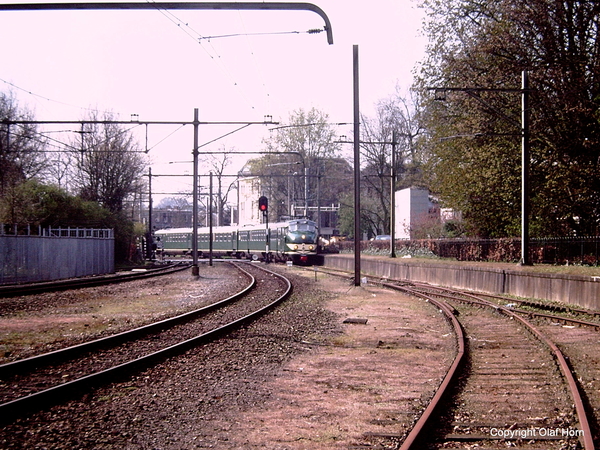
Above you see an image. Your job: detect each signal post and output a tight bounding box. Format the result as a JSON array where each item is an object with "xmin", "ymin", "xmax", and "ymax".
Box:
[{"xmin": 259, "ymin": 196, "xmax": 269, "ymax": 263}]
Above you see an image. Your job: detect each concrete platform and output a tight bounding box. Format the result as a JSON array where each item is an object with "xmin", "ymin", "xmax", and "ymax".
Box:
[{"xmin": 323, "ymin": 254, "xmax": 600, "ymax": 310}]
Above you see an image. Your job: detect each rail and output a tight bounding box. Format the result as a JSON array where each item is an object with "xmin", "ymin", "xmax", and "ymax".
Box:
[{"xmin": 0, "ymin": 262, "xmax": 292, "ymax": 424}]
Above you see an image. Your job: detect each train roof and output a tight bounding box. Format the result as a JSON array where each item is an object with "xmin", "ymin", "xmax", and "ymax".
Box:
[{"xmin": 154, "ymin": 220, "xmax": 317, "ymax": 235}]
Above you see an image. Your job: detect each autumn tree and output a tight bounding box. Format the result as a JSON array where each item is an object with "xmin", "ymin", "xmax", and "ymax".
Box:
[{"xmin": 417, "ymin": 0, "xmax": 600, "ymax": 236}]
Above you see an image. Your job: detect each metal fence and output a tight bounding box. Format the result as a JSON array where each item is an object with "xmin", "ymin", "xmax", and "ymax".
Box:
[
  {"xmin": 341, "ymin": 236, "xmax": 600, "ymax": 265},
  {"xmin": 424, "ymin": 237, "xmax": 600, "ymax": 264},
  {"xmin": 0, "ymin": 226, "xmax": 114, "ymax": 285}
]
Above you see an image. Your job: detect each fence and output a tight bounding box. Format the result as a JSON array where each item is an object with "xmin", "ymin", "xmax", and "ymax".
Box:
[
  {"xmin": 0, "ymin": 226, "xmax": 114, "ymax": 285},
  {"xmin": 337, "ymin": 236, "xmax": 600, "ymax": 265}
]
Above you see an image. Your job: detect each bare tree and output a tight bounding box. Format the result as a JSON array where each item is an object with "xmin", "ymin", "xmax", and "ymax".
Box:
[
  {"xmin": 201, "ymin": 148, "xmax": 238, "ymax": 226},
  {"xmin": 360, "ymin": 90, "xmax": 424, "ymax": 235},
  {"xmin": 69, "ymin": 111, "xmax": 147, "ymax": 213},
  {"xmin": 0, "ymin": 91, "xmax": 48, "ymax": 197},
  {"xmin": 258, "ymin": 107, "xmax": 347, "ymax": 221}
]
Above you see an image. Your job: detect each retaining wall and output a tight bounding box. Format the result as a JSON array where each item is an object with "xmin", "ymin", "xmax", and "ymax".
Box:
[{"xmin": 323, "ymin": 255, "xmax": 600, "ymax": 310}]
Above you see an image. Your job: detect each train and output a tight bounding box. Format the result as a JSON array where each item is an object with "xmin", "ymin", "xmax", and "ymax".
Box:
[{"xmin": 154, "ymin": 219, "xmax": 321, "ymax": 264}]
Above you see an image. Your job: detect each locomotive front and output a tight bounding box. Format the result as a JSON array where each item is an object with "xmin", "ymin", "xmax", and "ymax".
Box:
[{"xmin": 284, "ymin": 219, "xmax": 318, "ymax": 263}]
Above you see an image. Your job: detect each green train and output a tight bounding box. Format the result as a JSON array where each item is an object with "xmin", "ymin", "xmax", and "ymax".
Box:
[{"xmin": 154, "ymin": 219, "xmax": 320, "ymax": 264}]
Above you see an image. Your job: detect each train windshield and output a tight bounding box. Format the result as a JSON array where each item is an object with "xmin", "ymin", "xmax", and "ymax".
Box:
[
  {"xmin": 287, "ymin": 220, "xmax": 317, "ymax": 243},
  {"xmin": 288, "ymin": 221, "xmax": 316, "ymax": 233}
]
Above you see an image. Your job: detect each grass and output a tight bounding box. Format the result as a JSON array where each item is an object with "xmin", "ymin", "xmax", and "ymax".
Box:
[{"xmin": 359, "ymin": 254, "xmax": 600, "ymax": 277}]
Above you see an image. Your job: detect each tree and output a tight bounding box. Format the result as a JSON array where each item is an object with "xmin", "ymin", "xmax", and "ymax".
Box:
[
  {"xmin": 201, "ymin": 148, "xmax": 238, "ymax": 226},
  {"xmin": 70, "ymin": 111, "xmax": 147, "ymax": 213},
  {"xmin": 255, "ymin": 107, "xmax": 350, "ymax": 223},
  {"xmin": 0, "ymin": 179, "xmax": 110, "ymax": 228},
  {"xmin": 156, "ymin": 197, "xmax": 191, "ymax": 210},
  {"xmin": 360, "ymin": 91, "xmax": 425, "ymax": 236},
  {"xmin": 0, "ymin": 91, "xmax": 48, "ymax": 198},
  {"xmin": 417, "ymin": 0, "xmax": 600, "ymax": 236}
]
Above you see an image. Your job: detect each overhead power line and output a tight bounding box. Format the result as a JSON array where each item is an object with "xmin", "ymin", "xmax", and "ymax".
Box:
[{"xmin": 198, "ymin": 27, "xmax": 324, "ymax": 41}]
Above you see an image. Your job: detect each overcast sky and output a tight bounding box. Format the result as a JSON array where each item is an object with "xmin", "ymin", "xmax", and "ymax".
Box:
[{"xmin": 1, "ymin": 0, "xmax": 427, "ymax": 198}]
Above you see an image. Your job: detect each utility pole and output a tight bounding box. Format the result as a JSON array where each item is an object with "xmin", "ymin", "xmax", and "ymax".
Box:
[
  {"xmin": 428, "ymin": 70, "xmax": 531, "ymax": 265},
  {"xmin": 521, "ymin": 71, "xmax": 531, "ymax": 265},
  {"xmin": 192, "ymin": 108, "xmax": 200, "ymax": 277},
  {"xmin": 353, "ymin": 45, "xmax": 361, "ymax": 286},
  {"xmin": 209, "ymin": 172, "xmax": 213, "ymax": 267},
  {"xmin": 390, "ymin": 131, "xmax": 397, "ymax": 258},
  {"xmin": 147, "ymin": 167, "xmax": 154, "ymax": 260}
]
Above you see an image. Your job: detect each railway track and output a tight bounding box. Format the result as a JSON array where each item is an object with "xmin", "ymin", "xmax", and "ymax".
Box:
[
  {"xmin": 0, "ymin": 262, "xmax": 292, "ymax": 425},
  {"xmin": 0, "ymin": 262, "xmax": 190, "ymax": 298},
  {"xmin": 392, "ymin": 283, "xmax": 596, "ymax": 449},
  {"xmin": 311, "ymin": 266, "xmax": 597, "ymax": 449}
]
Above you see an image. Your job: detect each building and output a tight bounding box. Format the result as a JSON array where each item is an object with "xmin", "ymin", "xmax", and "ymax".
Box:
[
  {"xmin": 237, "ymin": 175, "xmax": 262, "ymax": 225},
  {"xmin": 394, "ymin": 187, "xmax": 437, "ymax": 239}
]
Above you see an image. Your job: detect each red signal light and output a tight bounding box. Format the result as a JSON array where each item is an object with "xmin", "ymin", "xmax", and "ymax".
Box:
[{"xmin": 258, "ymin": 196, "xmax": 268, "ymax": 212}]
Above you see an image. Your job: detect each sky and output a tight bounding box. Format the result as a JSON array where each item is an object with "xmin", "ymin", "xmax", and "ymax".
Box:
[{"xmin": 0, "ymin": 0, "xmax": 428, "ymax": 199}]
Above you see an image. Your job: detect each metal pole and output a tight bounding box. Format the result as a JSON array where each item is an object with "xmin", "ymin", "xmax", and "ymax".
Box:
[
  {"xmin": 390, "ymin": 131, "xmax": 397, "ymax": 258},
  {"xmin": 264, "ymin": 207, "xmax": 270, "ymax": 263},
  {"xmin": 147, "ymin": 167, "xmax": 154, "ymax": 260},
  {"xmin": 209, "ymin": 171, "xmax": 213, "ymax": 267},
  {"xmin": 521, "ymin": 71, "xmax": 531, "ymax": 265},
  {"xmin": 317, "ymin": 168, "xmax": 321, "ymax": 230},
  {"xmin": 192, "ymin": 108, "xmax": 200, "ymax": 276},
  {"xmin": 0, "ymin": 2, "xmax": 335, "ymax": 45},
  {"xmin": 353, "ymin": 45, "xmax": 361, "ymax": 286},
  {"xmin": 304, "ymin": 166, "xmax": 308, "ymax": 218}
]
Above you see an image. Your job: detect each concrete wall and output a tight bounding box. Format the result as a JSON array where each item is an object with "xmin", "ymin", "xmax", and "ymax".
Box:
[{"xmin": 323, "ymin": 255, "xmax": 600, "ymax": 310}]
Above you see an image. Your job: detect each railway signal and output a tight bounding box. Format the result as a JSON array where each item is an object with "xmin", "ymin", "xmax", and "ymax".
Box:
[
  {"xmin": 258, "ymin": 196, "xmax": 268, "ymax": 213},
  {"xmin": 258, "ymin": 196, "xmax": 269, "ymax": 262}
]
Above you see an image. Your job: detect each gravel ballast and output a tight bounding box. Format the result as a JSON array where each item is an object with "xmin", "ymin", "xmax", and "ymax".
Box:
[{"xmin": 1, "ymin": 263, "xmax": 454, "ymax": 449}]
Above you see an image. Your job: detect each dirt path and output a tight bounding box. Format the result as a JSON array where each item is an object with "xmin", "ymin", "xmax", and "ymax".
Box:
[{"xmin": 219, "ymin": 269, "xmax": 455, "ymax": 449}]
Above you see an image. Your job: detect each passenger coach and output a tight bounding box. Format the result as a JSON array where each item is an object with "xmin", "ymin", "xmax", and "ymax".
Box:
[{"xmin": 155, "ymin": 219, "xmax": 320, "ymax": 264}]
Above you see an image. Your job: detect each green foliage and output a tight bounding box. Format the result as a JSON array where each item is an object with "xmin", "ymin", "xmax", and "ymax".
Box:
[
  {"xmin": 337, "ymin": 191, "xmax": 379, "ymax": 239},
  {"xmin": 417, "ymin": 0, "xmax": 600, "ymax": 237},
  {"xmin": 0, "ymin": 179, "xmax": 141, "ymax": 263},
  {"xmin": 0, "ymin": 180, "xmax": 109, "ymax": 227}
]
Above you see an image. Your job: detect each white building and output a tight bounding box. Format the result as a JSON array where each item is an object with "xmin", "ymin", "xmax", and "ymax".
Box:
[
  {"xmin": 394, "ymin": 187, "xmax": 435, "ymax": 239},
  {"xmin": 237, "ymin": 176, "xmax": 262, "ymax": 225}
]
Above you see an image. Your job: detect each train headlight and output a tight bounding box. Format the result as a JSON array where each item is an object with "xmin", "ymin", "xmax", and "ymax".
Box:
[
  {"xmin": 308, "ymin": 245, "xmax": 314, "ymax": 251},
  {"xmin": 293, "ymin": 245, "xmax": 299, "ymax": 250}
]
